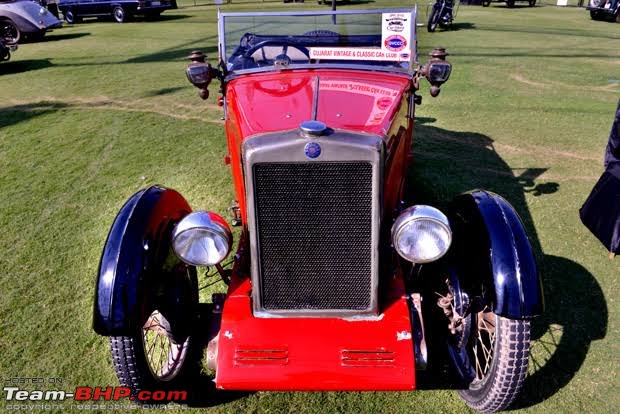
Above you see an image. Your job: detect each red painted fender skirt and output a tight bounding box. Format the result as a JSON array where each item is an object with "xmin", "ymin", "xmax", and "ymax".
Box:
[{"xmin": 215, "ymin": 271, "xmax": 416, "ymax": 391}]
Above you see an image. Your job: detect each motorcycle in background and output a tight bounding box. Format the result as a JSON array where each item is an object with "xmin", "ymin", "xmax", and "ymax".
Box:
[{"xmin": 427, "ymin": 0, "xmax": 457, "ymax": 32}]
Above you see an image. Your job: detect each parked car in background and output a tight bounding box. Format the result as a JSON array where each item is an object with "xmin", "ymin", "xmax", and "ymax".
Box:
[
  {"xmin": 58, "ymin": 0, "xmax": 177, "ymax": 23},
  {"xmin": 587, "ymin": 0, "xmax": 620, "ymax": 21},
  {"xmin": 481, "ymin": 0, "xmax": 536, "ymax": 6},
  {"xmin": 0, "ymin": 37, "xmax": 17, "ymax": 61},
  {"xmin": 0, "ymin": 0, "xmax": 62, "ymax": 42}
]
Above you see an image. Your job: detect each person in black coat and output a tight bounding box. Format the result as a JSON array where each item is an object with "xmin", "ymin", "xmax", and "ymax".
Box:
[
  {"xmin": 605, "ymin": 100, "xmax": 620, "ymax": 168},
  {"xmin": 580, "ymin": 100, "xmax": 620, "ymax": 256}
]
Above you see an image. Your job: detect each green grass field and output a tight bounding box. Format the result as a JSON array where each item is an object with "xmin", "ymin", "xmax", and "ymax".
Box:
[{"xmin": 0, "ymin": 1, "xmax": 619, "ymax": 413}]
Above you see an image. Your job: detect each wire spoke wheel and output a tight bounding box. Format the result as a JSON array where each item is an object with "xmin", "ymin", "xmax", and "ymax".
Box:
[
  {"xmin": 471, "ymin": 308, "xmax": 496, "ymax": 383},
  {"xmin": 457, "ymin": 308, "xmax": 531, "ymax": 412},
  {"xmin": 109, "ymin": 266, "xmax": 198, "ymax": 402},
  {"xmin": 142, "ymin": 310, "xmax": 188, "ymax": 381},
  {"xmin": 441, "ymin": 275, "xmax": 532, "ymax": 412}
]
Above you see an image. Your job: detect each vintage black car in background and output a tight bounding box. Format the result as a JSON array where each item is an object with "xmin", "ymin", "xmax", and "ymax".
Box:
[
  {"xmin": 587, "ymin": 0, "xmax": 620, "ymax": 21},
  {"xmin": 58, "ymin": 0, "xmax": 176, "ymax": 23}
]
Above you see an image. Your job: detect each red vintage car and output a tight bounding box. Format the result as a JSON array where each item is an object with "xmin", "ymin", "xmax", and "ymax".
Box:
[{"xmin": 93, "ymin": 8, "xmax": 543, "ymax": 412}]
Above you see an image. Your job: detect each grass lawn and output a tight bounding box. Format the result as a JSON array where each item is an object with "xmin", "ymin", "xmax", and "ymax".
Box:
[{"xmin": 0, "ymin": 1, "xmax": 618, "ymax": 413}]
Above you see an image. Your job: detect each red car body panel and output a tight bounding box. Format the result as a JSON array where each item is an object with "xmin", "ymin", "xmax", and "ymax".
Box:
[
  {"xmin": 216, "ymin": 263, "xmax": 416, "ymax": 391},
  {"xmin": 225, "ymin": 69, "xmax": 413, "ymax": 224},
  {"xmin": 217, "ymin": 69, "xmax": 416, "ymax": 391}
]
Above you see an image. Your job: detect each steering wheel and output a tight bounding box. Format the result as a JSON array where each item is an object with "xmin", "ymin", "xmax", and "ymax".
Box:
[{"xmin": 242, "ymin": 40, "xmax": 310, "ymax": 62}]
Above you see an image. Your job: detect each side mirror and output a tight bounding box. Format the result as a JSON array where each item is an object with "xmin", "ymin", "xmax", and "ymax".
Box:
[
  {"xmin": 420, "ymin": 47, "xmax": 452, "ymax": 97},
  {"xmin": 186, "ymin": 50, "xmax": 217, "ymax": 100}
]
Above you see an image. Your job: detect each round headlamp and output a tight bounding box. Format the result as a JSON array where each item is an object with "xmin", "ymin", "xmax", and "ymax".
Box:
[
  {"xmin": 391, "ymin": 205, "xmax": 452, "ymax": 263},
  {"xmin": 172, "ymin": 211, "xmax": 232, "ymax": 267}
]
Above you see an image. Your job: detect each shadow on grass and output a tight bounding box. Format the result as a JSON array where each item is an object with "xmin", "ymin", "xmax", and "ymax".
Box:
[
  {"xmin": 0, "ymin": 102, "xmax": 68, "ymax": 130},
  {"xmin": 494, "ymin": 4, "xmax": 536, "ymax": 8},
  {"xmin": 315, "ymin": 0, "xmax": 376, "ymax": 5},
  {"xmin": 472, "ymin": 24, "xmax": 620, "ymax": 41},
  {"xmin": 178, "ymin": 303, "xmax": 250, "ymax": 407},
  {"xmin": 512, "ymin": 255, "xmax": 607, "ymax": 409},
  {"xmin": 147, "ymin": 14, "xmax": 193, "ymax": 22},
  {"xmin": 124, "ymin": 45, "xmax": 217, "ymax": 64},
  {"xmin": 409, "ymin": 122, "xmax": 607, "ymax": 408},
  {"xmin": 450, "ymin": 22, "xmax": 476, "ymax": 31},
  {"xmin": 0, "ymin": 59, "xmax": 54, "ymax": 74},
  {"xmin": 29, "ymin": 32, "xmax": 90, "ymax": 43},
  {"xmin": 459, "ymin": 51, "xmax": 619, "ymax": 59},
  {"xmin": 142, "ymin": 86, "xmax": 186, "ymax": 97},
  {"xmin": 85, "ymin": 13, "xmax": 191, "ymax": 23}
]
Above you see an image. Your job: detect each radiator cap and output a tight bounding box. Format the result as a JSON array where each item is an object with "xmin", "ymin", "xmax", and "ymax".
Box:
[{"xmin": 300, "ymin": 120, "xmax": 327, "ymax": 136}]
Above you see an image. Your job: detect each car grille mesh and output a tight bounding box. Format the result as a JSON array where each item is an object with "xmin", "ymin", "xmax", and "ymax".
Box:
[{"xmin": 253, "ymin": 162, "xmax": 373, "ymax": 311}]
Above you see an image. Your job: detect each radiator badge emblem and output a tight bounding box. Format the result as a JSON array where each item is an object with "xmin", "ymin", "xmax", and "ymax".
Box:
[{"xmin": 304, "ymin": 142, "xmax": 321, "ymax": 159}]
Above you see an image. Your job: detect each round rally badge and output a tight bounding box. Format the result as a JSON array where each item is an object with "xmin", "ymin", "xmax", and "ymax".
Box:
[
  {"xmin": 304, "ymin": 142, "xmax": 321, "ymax": 159},
  {"xmin": 384, "ymin": 35, "xmax": 407, "ymax": 52}
]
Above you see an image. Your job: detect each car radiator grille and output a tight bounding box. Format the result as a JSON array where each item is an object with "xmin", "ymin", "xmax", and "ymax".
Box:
[{"xmin": 253, "ymin": 162, "xmax": 373, "ymax": 311}]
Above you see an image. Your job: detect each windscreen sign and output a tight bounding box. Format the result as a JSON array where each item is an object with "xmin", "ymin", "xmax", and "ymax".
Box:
[
  {"xmin": 381, "ymin": 12, "xmax": 412, "ymax": 59},
  {"xmin": 308, "ymin": 12, "xmax": 413, "ymax": 63}
]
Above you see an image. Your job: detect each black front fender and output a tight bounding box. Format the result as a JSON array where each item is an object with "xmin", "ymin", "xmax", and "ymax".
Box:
[
  {"xmin": 93, "ymin": 185, "xmax": 192, "ymax": 336},
  {"xmin": 447, "ymin": 190, "xmax": 544, "ymax": 319}
]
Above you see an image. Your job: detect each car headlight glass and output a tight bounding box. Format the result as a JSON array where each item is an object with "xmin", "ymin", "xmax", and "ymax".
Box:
[
  {"xmin": 172, "ymin": 211, "xmax": 232, "ymax": 266},
  {"xmin": 391, "ymin": 205, "xmax": 452, "ymax": 263}
]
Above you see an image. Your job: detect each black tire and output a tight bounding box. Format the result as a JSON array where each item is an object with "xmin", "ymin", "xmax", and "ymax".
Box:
[
  {"xmin": 528, "ymin": 0, "xmax": 536, "ymax": 6},
  {"xmin": 506, "ymin": 0, "xmax": 515, "ymax": 7},
  {"xmin": 64, "ymin": 10, "xmax": 77, "ymax": 24},
  {"xmin": 109, "ymin": 267, "xmax": 198, "ymax": 401},
  {"xmin": 0, "ymin": 19, "xmax": 20, "ymax": 45},
  {"xmin": 482, "ymin": 0, "xmax": 491, "ymax": 6},
  {"xmin": 439, "ymin": 15, "xmax": 452, "ymax": 29},
  {"xmin": 458, "ymin": 314, "xmax": 531, "ymax": 413},
  {"xmin": 615, "ymin": 10, "xmax": 620, "ymax": 22},
  {"xmin": 112, "ymin": 6, "xmax": 127, "ymax": 23},
  {"xmin": 427, "ymin": 7, "xmax": 440, "ymax": 32}
]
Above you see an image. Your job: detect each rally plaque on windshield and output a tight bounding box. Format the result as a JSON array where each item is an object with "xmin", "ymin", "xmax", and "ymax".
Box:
[{"xmin": 309, "ymin": 12, "xmax": 413, "ymax": 62}]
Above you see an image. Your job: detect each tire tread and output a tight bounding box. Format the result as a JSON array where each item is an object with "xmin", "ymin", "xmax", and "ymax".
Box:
[
  {"xmin": 459, "ymin": 317, "xmax": 530, "ymax": 413},
  {"xmin": 110, "ymin": 336, "xmax": 151, "ymax": 397}
]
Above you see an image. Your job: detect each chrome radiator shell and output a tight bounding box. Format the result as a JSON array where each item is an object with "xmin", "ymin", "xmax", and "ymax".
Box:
[{"xmin": 242, "ymin": 129, "xmax": 384, "ymax": 317}]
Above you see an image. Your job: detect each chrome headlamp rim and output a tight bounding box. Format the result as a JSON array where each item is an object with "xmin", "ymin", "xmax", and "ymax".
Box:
[
  {"xmin": 391, "ymin": 205, "xmax": 452, "ymax": 264},
  {"xmin": 172, "ymin": 211, "xmax": 232, "ymax": 267}
]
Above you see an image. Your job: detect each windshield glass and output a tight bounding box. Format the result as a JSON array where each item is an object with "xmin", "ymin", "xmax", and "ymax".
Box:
[{"xmin": 219, "ymin": 9, "xmax": 417, "ymax": 76}]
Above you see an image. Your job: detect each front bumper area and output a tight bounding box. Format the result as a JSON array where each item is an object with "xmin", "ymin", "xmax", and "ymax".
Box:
[
  {"xmin": 47, "ymin": 21, "xmax": 63, "ymax": 29},
  {"xmin": 214, "ymin": 269, "xmax": 416, "ymax": 391}
]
